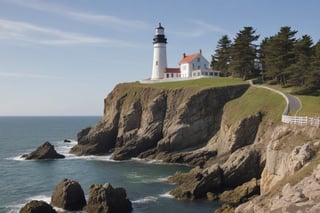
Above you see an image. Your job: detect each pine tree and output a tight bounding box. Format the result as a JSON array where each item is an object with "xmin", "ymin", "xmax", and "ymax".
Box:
[
  {"xmin": 288, "ymin": 35, "xmax": 313, "ymax": 87},
  {"xmin": 211, "ymin": 35, "xmax": 232, "ymax": 77},
  {"xmin": 261, "ymin": 27, "xmax": 297, "ymax": 86},
  {"xmin": 307, "ymin": 41, "xmax": 320, "ymax": 94},
  {"xmin": 229, "ymin": 27, "xmax": 259, "ymax": 79}
]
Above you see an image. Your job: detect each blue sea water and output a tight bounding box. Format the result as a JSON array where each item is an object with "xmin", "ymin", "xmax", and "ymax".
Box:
[{"xmin": 0, "ymin": 116, "xmax": 218, "ymax": 213}]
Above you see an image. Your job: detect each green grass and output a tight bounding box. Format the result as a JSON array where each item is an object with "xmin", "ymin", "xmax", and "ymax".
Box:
[
  {"xmin": 223, "ymin": 87, "xmax": 286, "ymax": 125},
  {"xmin": 296, "ymin": 95, "xmax": 320, "ymax": 116},
  {"xmin": 262, "ymin": 84, "xmax": 320, "ymax": 116},
  {"xmin": 125, "ymin": 78, "xmax": 247, "ymax": 90}
]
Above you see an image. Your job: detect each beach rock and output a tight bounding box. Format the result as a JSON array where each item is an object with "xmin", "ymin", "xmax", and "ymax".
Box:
[
  {"xmin": 64, "ymin": 139, "xmax": 72, "ymax": 143},
  {"xmin": 169, "ymin": 164, "xmax": 223, "ymax": 200},
  {"xmin": 85, "ymin": 182, "xmax": 132, "ymax": 213},
  {"xmin": 19, "ymin": 200, "xmax": 57, "ymax": 213},
  {"xmin": 51, "ymin": 178, "xmax": 86, "ymax": 211},
  {"xmin": 21, "ymin": 141, "xmax": 65, "ymax": 160}
]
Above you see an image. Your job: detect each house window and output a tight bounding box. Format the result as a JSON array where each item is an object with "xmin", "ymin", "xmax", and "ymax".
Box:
[
  {"xmin": 197, "ymin": 57, "xmax": 200, "ymax": 62},
  {"xmin": 171, "ymin": 73, "xmax": 174, "ymax": 78},
  {"xmin": 166, "ymin": 73, "xmax": 169, "ymax": 78},
  {"xmin": 192, "ymin": 64, "xmax": 195, "ymax": 69},
  {"xmin": 198, "ymin": 65, "xmax": 200, "ymax": 69}
]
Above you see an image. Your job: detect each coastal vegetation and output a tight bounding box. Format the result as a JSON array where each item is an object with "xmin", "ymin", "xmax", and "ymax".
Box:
[
  {"xmin": 211, "ymin": 26, "xmax": 320, "ymax": 95},
  {"xmin": 223, "ymin": 87, "xmax": 286, "ymax": 125}
]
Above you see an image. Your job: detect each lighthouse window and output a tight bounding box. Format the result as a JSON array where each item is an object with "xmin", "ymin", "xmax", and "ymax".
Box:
[{"xmin": 156, "ymin": 61, "xmax": 158, "ymax": 66}]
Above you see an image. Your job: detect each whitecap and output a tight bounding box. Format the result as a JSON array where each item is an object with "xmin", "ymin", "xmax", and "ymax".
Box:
[
  {"xmin": 26, "ymin": 194, "xmax": 51, "ymax": 203},
  {"xmin": 5, "ymin": 155, "xmax": 25, "ymax": 161},
  {"xmin": 131, "ymin": 157, "xmax": 164, "ymax": 164},
  {"xmin": 132, "ymin": 196, "xmax": 158, "ymax": 204},
  {"xmin": 159, "ymin": 191, "xmax": 174, "ymax": 199}
]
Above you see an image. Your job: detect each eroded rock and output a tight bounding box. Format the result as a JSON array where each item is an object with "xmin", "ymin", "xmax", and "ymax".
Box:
[
  {"xmin": 19, "ymin": 200, "xmax": 57, "ymax": 213},
  {"xmin": 85, "ymin": 183, "xmax": 132, "ymax": 213},
  {"xmin": 51, "ymin": 179, "xmax": 86, "ymax": 211},
  {"xmin": 21, "ymin": 142, "xmax": 65, "ymax": 160}
]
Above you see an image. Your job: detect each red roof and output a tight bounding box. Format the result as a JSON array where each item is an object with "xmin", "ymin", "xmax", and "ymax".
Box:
[
  {"xmin": 165, "ymin": 68, "xmax": 180, "ymax": 73},
  {"xmin": 179, "ymin": 53, "xmax": 199, "ymax": 64}
]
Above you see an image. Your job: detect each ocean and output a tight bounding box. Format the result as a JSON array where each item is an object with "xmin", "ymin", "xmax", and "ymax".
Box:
[{"xmin": 0, "ymin": 116, "xmax": 218, "ymax": 213}]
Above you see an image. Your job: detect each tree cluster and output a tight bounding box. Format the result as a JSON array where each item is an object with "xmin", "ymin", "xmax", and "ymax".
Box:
[{"xmin": 211, "ymin": 26, "xmax": 320, "ymax": 95}]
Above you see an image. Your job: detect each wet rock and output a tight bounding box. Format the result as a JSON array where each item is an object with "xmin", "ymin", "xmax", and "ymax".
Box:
[
  {"xmin": 169, "ymin": 164, "xmax": 223, "ymax": 200},
  {"xmin": 21, "ymin": 141, "xmax": 65, "ymax": 160},
  {"xmin": 85, "ymin": 182, "xmax": 132, "ymax": 213},
  {"xmin": 51, "ymin": 179, "xmax": 86, "ymax": 211},
  {"xmin": 19, "ymin": 200, "xmax": 57, "ymax": 213}
]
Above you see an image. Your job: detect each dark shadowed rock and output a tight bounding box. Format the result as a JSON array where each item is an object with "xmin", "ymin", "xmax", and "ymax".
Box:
[
  {"xmin": 21, "ymin": 141, "xmax": 65, "ymax": 160},
  {"xmin": 19, "ymin": 200, "xmax": 57, "ymax": 213},
  {"xmin": 64, "ymin": 139, "xmax": 72, "ymax": 143},
  {"xmin": 51, "ymin": 179, "xmax": 86, "ymax": 211},
  {"xmin": 85, "ymin": 182, "xmax": 132, "ymax": 213},
  {"xmin": 169, "ymin": 164, "xmax": 223, "ymax": 200},
  {"xmin": 219, "ymin": 178, "xmax": 260, "ymax": 206}
]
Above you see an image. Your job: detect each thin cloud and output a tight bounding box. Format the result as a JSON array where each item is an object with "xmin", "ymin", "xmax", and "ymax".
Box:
[
  {"xmin": 0, "ymin": 72, "xmax": 61, "ymax": 79},
  {"xmin": 173, "ymin": 20, "xmax": 228, "ymax": 38},
  {"xmin": 0, "ymin": 18, "xmax": 138, "ymax": 46},
  {"xmin": 5, "ymin": 0, "xmax": 148, "ymax": 30}
]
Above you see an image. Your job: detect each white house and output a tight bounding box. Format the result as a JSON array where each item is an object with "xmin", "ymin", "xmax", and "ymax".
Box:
[
  {"xmin": 150, "ymin": 23, "xmax": 219, "ymax": 81},
  {"xmin": 178, "ymin": 50, "xmax": 219, "ymax": 78}
]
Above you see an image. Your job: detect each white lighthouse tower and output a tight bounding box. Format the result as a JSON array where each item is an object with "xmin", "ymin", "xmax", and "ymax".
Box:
[{"xmin": 151, "ymin": 23, "xmax": 167, "ymax": 80}]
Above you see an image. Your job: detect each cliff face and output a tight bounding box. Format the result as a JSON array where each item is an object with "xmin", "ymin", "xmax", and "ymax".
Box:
[
  {"xmin": 70, "ymin": 83, "xmax": 249, "ymax": 161},
  {"xmin": 70, "ymin": 81, "xmax": 320, "ymax": 212}
]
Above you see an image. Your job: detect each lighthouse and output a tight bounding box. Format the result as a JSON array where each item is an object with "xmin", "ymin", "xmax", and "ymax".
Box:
[{"xmin": 151, "ymin": 23, "xmax": 167, "ymax": 80}]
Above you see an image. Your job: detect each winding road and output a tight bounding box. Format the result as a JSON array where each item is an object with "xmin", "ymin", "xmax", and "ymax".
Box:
[
  {"xmin": 284, "ymin": 93, "xmax": 301, "ymax": 114},
  {"xmin": 249, "ymin": 81, "xmax": 302, "ymax": 115}
]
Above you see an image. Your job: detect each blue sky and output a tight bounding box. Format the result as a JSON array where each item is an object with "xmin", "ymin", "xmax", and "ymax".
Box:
[{"xmin": 0, "ymin": 0, "xmax": 320, "ymax": 115}]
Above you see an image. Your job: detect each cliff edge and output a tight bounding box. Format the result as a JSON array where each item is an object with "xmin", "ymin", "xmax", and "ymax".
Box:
[
  {"xmin": 70, "ymin": 79, "xmax": 320, "ymax": 212},
  {"xmin": 70, "ymin": 81, "xmax": 249, "ymax": 162}
]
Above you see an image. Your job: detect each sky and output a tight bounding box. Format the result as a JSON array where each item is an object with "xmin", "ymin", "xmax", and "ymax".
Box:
[{"xmin": 0, "ymin": 0, "xmax": 320, "ymax": 116}]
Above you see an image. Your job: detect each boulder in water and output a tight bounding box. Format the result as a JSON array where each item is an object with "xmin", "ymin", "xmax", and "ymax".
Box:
[
  {"xmin": 51, "ymin": 178, "xmax": 86, "ymax": 211},
  {"xmin": 21, "ymin": 141, "xmax": 65, "ymax": 160},
  {"xmin": 86, "ymin": 182, "xmax": 133, "ymax": 213},
  {"xmin": 19, "ymin": 200, "xmax": 57, "ymax": 213}
]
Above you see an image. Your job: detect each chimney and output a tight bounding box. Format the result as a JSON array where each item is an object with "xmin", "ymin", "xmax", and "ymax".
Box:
[
  {"xmin": 199, "ymin": 49, "xmax": 202, "ymax": 54},
  {"xmin": 183, "ymin": 53, "xmax": 186, "ymax": 58}
]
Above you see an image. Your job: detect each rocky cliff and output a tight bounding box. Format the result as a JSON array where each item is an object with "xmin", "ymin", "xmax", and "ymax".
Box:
[
  {"xmin": 70, "ymin": 80, "xmax": 320, "ymax": 212},
  {"xmin": 70, "ymin": 82, "xmax": 249, "ymax": 162}
]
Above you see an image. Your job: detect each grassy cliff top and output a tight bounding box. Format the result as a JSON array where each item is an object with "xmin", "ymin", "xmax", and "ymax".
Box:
[
  {"xmin": 224, "ymin": 87, "xmax": 286, "ymax": 124},
  {"xmin": 123, "ymin": 78, "xmax": 248, "ymax": 90}
]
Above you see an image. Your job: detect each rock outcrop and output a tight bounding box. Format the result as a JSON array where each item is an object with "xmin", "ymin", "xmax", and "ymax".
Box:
[
  {"xmin": 236, "ymin": 165, "xmax": 320, "ymax": 213},
  {"xmin": 51, "ymin": 179, "xmax": 86, "ymax": 211},
  {"xmin": 70, "ymin": 84, "xmax": 249, "ymax": 160},
  {"xmin": 169, "ymin": 145, "xmax": 261, "ymax": 200},
  {"xmin": 22, "ymin": 141, "xmax": 65, "ymax": 160},
  {"xmin": 261, "ymin": 126, "xmax": 315, "ymax": 193},
  {"xmin": 169, "ymin": 164, "xmax": 223, "ymax": 199},
  {"xmin": 19, "ymin": 200, "xmax": 57, "ymax": 213},
  {"xmin": 85, "ymin": 182, "xmax": 132, "ymax": 213}
]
